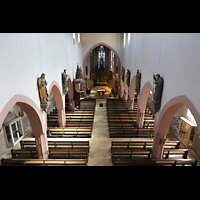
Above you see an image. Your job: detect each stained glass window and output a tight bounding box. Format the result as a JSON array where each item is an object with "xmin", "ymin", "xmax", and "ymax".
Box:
[
  {"xmin": 98, "ymin": 45, "xmax": 105, "ymax": 68},
  {"xmin": 110, "ymin": 50, "xmax": 115, "ymax": 72}
]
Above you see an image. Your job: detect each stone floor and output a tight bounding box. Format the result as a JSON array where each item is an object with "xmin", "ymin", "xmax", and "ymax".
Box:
[
  {"xmin": 87, "ymin": 99, "xmax": 154, "ymax": 166},
  {"xmin": 87, "ymin": 99, "xmax": 112, "ymax": 166}
]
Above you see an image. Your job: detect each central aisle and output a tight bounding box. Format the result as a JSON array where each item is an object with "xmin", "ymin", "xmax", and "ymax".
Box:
[{"xmin": 88, "ymin": 99, "xmax": 112, "ymax": 166}]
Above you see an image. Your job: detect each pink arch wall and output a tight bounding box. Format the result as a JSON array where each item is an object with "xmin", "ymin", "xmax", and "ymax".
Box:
[
  {"xmin": 136, "ymin": 82, "xmax": 154, "ymax": 128},
  {"xmin": 67, "ymin": 75, "xmax": 75, "ymax": 110},
  {"xmin": 49, "ymin": 80, "xmax": 64, "ymax": 111},
  {"xmin": 0, "ymin": 94, "xmax": 48, "ymax": 158},
  {"xmin": 155, "ymin": 95, "xmax": 200, "ymax": 138},
  {"xmin": 49, "ymin": 80, "xmax": 65, "ymax": 127},
  {"xmin": 152, "ymin": 95, "xmax": 200, "ymax": 159},
  {"xmin": 129, "ymin": 75, "xmax": 136, "ymax": 99},
  {"xmin": 82, "ymin": 42, "xmax": 121, "ymax": 80},
  {"xmin": 0, "ymin": 94, "xmax": 46, "ymax": 135}
]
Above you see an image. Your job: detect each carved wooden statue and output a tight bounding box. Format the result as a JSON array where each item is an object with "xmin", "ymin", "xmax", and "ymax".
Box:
[
  {"xmin": 122, "ymin": 67, "xmax": 125, "ymax": 82},
  {"xmin": 62, "ymin": 69, "xmax": 68, "ymax": 95},
  {"xmin": 135, "ymin": 69, "xmax": 141, "ymax": 95},
  {"xmin": 153, "ymin": 73, "xmax": 164, "ymax": 112},
  {"xmin": 126, "ymin": 69, "xmax": 131, "ymax": 87},
  {"xmin": 38, "ymin": 73, "xmax": 49, "ymax": 112}
]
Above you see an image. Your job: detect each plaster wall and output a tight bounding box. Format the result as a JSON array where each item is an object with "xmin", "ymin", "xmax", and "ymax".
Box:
[{"xmin": 122, "ymin": 33, "xmax": 200, "ymax": 126}]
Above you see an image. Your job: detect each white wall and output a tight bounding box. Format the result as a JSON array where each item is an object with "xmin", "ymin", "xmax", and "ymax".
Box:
[
  {"xmin": 0, "ymin": 33, "xmax": 83, "ymax": 122},
  {"xmin": 122, "ymin": 33, "xmax": 200, "ymax": 118},
  {"xmin": 81, "ymin": 33, "xmax": 122, "ymax": 61}
]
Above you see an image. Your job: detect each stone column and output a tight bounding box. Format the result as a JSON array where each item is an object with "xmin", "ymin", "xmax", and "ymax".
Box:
[
  {"xmin": 128, "ymin": 99, "xmax": 134, "ymax": 110},
  {"xmin": 35, "ymin": 132, "xmax": 49, "ymax": 159},
  {"xmin": 151, "ymin": 132, "xmax": 166, "ymax": 159},
  {"xmin": 57, "ymin": 108, "xmax": 66, "ymax": 127},
  {"xmin": 136, "ymin": 108, "xmax": 145, "ymax": 128}
]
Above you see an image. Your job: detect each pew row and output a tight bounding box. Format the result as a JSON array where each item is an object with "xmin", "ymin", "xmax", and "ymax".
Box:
[
  {"xmin": 48, "ymin": 127, "xmax": 92, "ymax": 138},
  {"xmin": 111, "ymin": 141, "xmax": 180, "ymax": 152},
  {"xmin": 20, "ymin": 139, "xmax": 89, "ymax": 151},
  {"xmin": 113, "ymin": 158, "xmax": 198, "ymax": 166},
  {"xmin": 1, "ymin": 158, "xmax": 87, "ymax": 166}
]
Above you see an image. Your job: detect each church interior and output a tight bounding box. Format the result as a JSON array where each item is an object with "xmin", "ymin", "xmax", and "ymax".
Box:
[{"xmin": 1, "ymin": 33, "xmax": 200, "ymax": 166}]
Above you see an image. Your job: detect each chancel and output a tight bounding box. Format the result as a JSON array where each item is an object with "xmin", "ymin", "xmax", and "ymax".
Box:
[{"xmin": 0, "ymin": 33, "xmax": 200, "ymax": 166}]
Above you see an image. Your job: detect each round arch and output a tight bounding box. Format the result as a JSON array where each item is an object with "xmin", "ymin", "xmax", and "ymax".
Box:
[
  {"xmin": 49, "ymin": 80, "xmax": 64, "ymax": 111},
  {"xmin": 136, "ymin": 81, "xmax": 154, "ymax": 128},
  {"xmin": 152, "ymin": 95, "xmax": 200, "ymax": 159},
  {"xmin": 0, "ymin": 94, "xmax": 48, "ymax": 158},
  {"xmin": 67, "ymin": 75, "xmax": 75, "ymax": 110},
  {"xmin": 82, "ymin": 42, "xmax": 121, "ymax": 79},
  {"xmin": 48, "ymin": 81, "xmax": 65, "ymax": 127},
  {"xmin": 127, "ymin": 75, "xmax": 136, "ymax": 110},
  {"xmin": 129, "ymin": 75, "xmax": 136, "ymax": 99}
]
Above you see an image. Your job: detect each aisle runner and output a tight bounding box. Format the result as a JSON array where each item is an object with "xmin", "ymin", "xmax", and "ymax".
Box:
[{"xmin": 87, "ymin": 99, "xmax": 112, "ymax": 166}]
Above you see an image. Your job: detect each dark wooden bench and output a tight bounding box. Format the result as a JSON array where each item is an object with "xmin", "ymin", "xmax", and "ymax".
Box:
[
  {"xmin": 113, "ymin": 158, "xmax": 198, "ymax": 166},
  {"xmin": 49, "ymin": 127, "xmax": 91, "ymax": 138},
  {"xmin": 1, "ymin": 158, "xmax": 87, "ymax": 166},
  {"xmin": 112, "ymin": 148, "xmax": 188, "ymax": 161},
  {"xmin": 109, "ymin": 128, "xmax": 154, "ymax": 138},
  {"xmin": 112, "ymin": 149, "xmax": 152, "ymax": 161},
  {"xmin": 20, "ymin": 140, "xmax": 89, "ymax": 151},
  {"xmin": 111, "ymin": 141, "xmax": 180, "ymax": 152},
  {"xmin": 48, "ymin": 149, "xmax": 88, "ymax": 161},
  {"xmin": 11, "ymin": 149, "xmax": 38, "ymax": 158},
  {"xmin": 163, "ymin": 149, "xmax": 188, "ymax": 159},
  {"xmin": 11, "ymin": 148, "xmax": 89, "ymax": 161}
]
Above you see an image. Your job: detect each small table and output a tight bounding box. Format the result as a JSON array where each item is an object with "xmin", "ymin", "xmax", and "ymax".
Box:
[{"xmin": 97, "ymin": 90, "xmax": 105, "ymax": 95}]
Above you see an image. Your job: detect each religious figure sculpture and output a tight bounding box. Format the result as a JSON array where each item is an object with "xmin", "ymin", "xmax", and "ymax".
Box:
[
  {"xmin": 126, "ymin": 69, "xmax": 131, "ymax": 87},
  {"xmin": 122, "ymin": 67, "xmax": 125, "ymax": 82},
  {"xmin": 38, "ymin": 73, "xmax": 49, "ymax": 112},
  {"xmin": 135, "ymin": 69, "xmax": 141, "ymax": 96},
  {"xmin": 62, "ymin": 69, "xmax": 68, "ymax": 95},
  {"xmin": 153, "ymin": 73, "xmax": 164, "ymax": 113}
]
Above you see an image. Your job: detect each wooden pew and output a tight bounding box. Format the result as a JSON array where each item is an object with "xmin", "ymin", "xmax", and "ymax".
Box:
[
  {"xmin": 48, "ymin": 149, "xmax": 88, "ymax": 161},
  {"xmin": 112, "ymin": 148, "xmax": 189, "ymax": 161},
  {"xmin": 109, "ymin": 128, "xmax": 154, "ymax": 138},
  {"xmin": 20, "ymin": 140, "xmax": 89, "ymax": 152},
  {"xmin": 111, "ymin": 141, "xmax": 180, "ymax": 152},
  {"xmin": 1, "ymin": 158, "xmax": 87, "ymax": 166},
  {"xmin": 48, "ymin": 127, "xmax": 91, "ymax": 138},
  {"xmin": 112, "ymin": 149, "xmax": 152, "ymax": 161},
  {"xmin": 113, "ymin": 158, "xmax": 198, "ymax": 166},
  {"xmin": 163, "ymin": 149, "xmax": 188, "ymax": 159},
  {"xmin": 11, "ymin": 149, "xmax": 38, "ymax": 159},
  {"xmin": 11, "ymin": 148, "xmax": 89, "ymax": 161}
]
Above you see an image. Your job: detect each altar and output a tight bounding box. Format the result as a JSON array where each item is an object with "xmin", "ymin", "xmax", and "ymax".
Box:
[{"xmin": 97, "ymin": 90, "xmax": 106, "ymax": 95}]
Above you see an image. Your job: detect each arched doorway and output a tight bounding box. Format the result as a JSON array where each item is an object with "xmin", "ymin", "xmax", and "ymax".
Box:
[
  {"xmin": 48, "ymin": 81, "xmax": 65, "ymax": 127},
  {"xmin": 136, "ymin": 82, "xmax": 154, "ymax": 128},
  {"xmin": 152, "ymin": 95, "xmax": 200, "ymax": 159},
  {"xmin": 0, "ymin": 94, "xmax": 48, "ymax": 159}
]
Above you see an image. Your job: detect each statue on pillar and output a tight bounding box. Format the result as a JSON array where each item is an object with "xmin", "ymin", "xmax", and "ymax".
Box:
[
  {"xmin": 37, "ymin": 73, "xmax": 49, "ymax": 112},
  {"xmin": 135, "ymin": 69, "xmax": 141, "ymax": 96},
  {"xmin": 62, "ymin": 69, "xmax": 68, "ymax": 95},
  {"xmin": 126, "ymin": 69, "xmax": 131, "ymax": 87},
  {"xmin": 153, "ymin": 73, "xmax": 164, "ymax": 113},
  {"xmin": 122, "ymin": 67, "xmax": 125, "ymax": 82}
]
